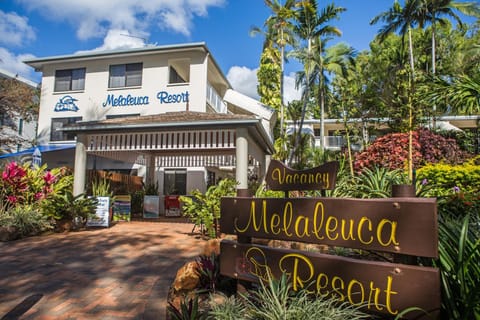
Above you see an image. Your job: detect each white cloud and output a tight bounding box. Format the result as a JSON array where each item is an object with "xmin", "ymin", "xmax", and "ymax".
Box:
[
  {"xmin": 75, "ymin": 29, "xmax": 147, "ymax": 54},
  {"xmin": 0, "ymin": 10, "xmax": 36, "ymax": 46},
  {"xmin": 226, "ymin": 66, "xmax": 302, "ymax": 104},
  {"xmin": 0, "ymin": 47, "xmax": 38, "ymax": 81},
  {"xmin": 283, "ymin": 72, "xmax": 302, "ymax": 103},
  {"xmin": 17, "ymin": 0, "xmax": 225, "ymax": 41},
  {"xmin": 226, "ymin": 66, "xmax": 259, "ymax": 100}
]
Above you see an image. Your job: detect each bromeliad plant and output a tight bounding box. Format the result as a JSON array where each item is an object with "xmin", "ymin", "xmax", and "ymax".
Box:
[{"xmin": 0, "ymin": 162, "xmax": 58, "ymax": 209}]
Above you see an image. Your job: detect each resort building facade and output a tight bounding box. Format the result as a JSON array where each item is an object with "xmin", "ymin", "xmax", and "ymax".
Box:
[{"xmin": 23, "ymin": 43, "xmax": 275, "ymax": 210}]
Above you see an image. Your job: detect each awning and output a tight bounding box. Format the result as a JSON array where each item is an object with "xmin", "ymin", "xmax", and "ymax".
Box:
[{"xmin": 0, "ymin": 144, "xmax": 75, "ymax": 159}]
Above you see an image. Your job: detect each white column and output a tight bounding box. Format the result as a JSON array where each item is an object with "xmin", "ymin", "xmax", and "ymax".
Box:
[
  {"xmin": 73, "ymin": 134, "xmax": 88, "ymax": 196},
  {"xmin": 235, "ymin": 127, "xmax": 249, "ymax": 196}
]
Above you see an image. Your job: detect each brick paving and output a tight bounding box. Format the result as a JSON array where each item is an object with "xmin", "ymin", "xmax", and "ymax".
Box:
[{"xmin": 0, "ymin": 221, "xmax": 206, "ymax": 320}]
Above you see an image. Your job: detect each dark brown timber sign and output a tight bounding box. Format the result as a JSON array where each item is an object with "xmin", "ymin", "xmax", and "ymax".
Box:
[
  {"xmin": 220, "ymin": 197, "xmax": 438, "ymax": 257},
  {"xmin": 220, "ymin": 241, "xmax": 440, "ymax": 318},
  {"xmin": 265, "ymin": 160, "xmax": 339, "ymax": 191},
  {"xmin": 220, "ymin": 161, "xmax": 440, "ymax": 319}
]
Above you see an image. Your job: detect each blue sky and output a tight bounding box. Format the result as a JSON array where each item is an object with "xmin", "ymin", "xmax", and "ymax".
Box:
[{"xmin": 0, "ymin": 0, "xmax": 475, "ymax": 101}]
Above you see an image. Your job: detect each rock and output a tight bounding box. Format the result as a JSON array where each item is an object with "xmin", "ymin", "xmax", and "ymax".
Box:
[
  {"xmin": 173, "ymin": 261, "xmax": 200, "ymax": 291},
  {"xmin": 0, "ymin": 226, "xmax": 19, "ymax": 241},
  {"xmin": 203, "ymin": 238, "xmax": 220, "ymax": 256}
]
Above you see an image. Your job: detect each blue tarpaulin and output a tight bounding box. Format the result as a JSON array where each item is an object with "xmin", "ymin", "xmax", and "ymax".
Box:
[{"xmin": 0, "ymin": 144, "xmax": 75, "ymax": 159}]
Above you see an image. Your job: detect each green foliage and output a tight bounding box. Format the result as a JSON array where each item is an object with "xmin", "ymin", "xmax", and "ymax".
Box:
[
  {"xmin": 130, "ymin": 189, "xmax": 145, "ymax": 214},
  {"xmin": 416, "ymin": 156, "xmax": 480, "ymax": 196},
  {"xmin": 197, "ymin": 254, "xmax": 236, "ymax": 295},
  {"xmin": 435, "ymin": 214, "xmax": 480, "ymax": 319},
  {"xmin": 168, "ymin": 295, "xmax": 207, "ymax": 320},
  {"xmin": 91, "ymin": 176, "xmax": 113, "ymax": 198},
  {"xmin": 144, "ymin": 182, "xmax": 159, "ymax": 195},
  {"xmin": 216, "ymin": 274, "xmax": 370, "ymax": 320},
  {"xmin": 332, "ymin": 166, "xmax": 408, "ymax": 198},
  {"xmin": 0, "ymin": 203, "xmax": 53, "ymax": 237},
  {"xmin": 257, "ymin": 46, "xmax": 282, "ymax": 113},
  {"xmin": 41, "ymin": 188, "xmax": 98, "ymax": 227},
  {"xmin": 180, "ymin": 178, "xmax": 237, "ymax": 238},
  {"xmin": 207, "ymin": 293, "xmax": 247, "ymax": 320}
]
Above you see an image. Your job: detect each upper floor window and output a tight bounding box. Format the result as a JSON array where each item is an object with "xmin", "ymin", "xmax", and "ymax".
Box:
[
  {"xmin": 54, "ymin": 68, "xmax": 86, "ymax": 92},
  {"xmin": 109, "ymin": 63, "xmax": 142, "ymax": 88},
  {"xmin": 169, "ymin": 59, "xmax": 190, "ymax": 84},
  {"xmin": 50, "ymin": 117, "xmax": 82, "ymax": 141}
]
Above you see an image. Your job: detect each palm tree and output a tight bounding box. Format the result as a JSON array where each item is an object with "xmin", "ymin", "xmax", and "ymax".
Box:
[
  {"xmin": 371, "ymin": 0, "xmax": 425, "ymax": 182},
  {"xmin": 288, "ymin": 0, "xmax": 345, "ymax": 164},
  {"xmin": 420, "ymin": 0, "xmax": 466, "ymax": 74},
  {"xmin": 251, "ymin": 0, "xmax": 297, "ymax": 137}
]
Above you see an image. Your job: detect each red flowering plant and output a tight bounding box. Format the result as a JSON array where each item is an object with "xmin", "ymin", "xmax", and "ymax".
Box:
[
  {"xmin": 353, "ymin": 129, "xmax": 471, "ymax": 173},
  {"xmin": 0, "ymin": 161, "xmax": 60, "ymax": 209}
]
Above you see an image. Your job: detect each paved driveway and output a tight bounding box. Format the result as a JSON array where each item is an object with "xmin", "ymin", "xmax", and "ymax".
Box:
[{"xmin": 0, "ymin": 221, "xmax": 205, "ymax": 320}]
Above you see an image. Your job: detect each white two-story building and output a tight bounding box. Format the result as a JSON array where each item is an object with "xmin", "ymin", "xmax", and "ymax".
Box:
[{"xmin": 24, "ymin": 42, "xmax": 275, "ymax": 204}]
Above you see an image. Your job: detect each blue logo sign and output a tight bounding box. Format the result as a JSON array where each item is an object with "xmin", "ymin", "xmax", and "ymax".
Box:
[
  {"xmin": 102, "ymin": 94, "xmax": 150, "ymax": 107},
  {"xmin": 157, "ymin": 91, "xmax": 189, "ymax": 104},
  {"xmin": 54, "ymin": 95, "xmax": 79, "ymax": 112}
]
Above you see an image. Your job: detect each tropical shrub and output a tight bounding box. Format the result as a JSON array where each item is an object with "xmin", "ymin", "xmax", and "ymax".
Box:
[
  {"xmin": 168, "ymin": 295, "xmax": 207, "ymax": 320},
  {"xmin": 0, "ymin": 203, "xmax": 53, "ymax": 238},
  {"xmin": 416, "ymin": 156, "xmax": 480, "ymax": 196},
  {"xmin": 435, "ymin": 214, "xmax": 480, "ymax": 319},
  {"xmin": 0, "ymin": 161, "xmax": 98, "ymax": 231},
  {"xmin": 333, "ymin": 166, "xmax": 408, "ymax": 198},
  {"xmin": 209, "ymin": 274, "xmax": 369, "ymax": 320},
  {"xmin": 354, "ymin": 129, "xmax": 471, "ymax": 172},
  {"xmin": 0, "ymin": 162, "xmax": 58, "ymax": 209},
  {"xmin": 41, "ymin": 188, "xmax": 98, "ymax": 228},
  {"xmin": 180, "ymin": 178, "xmax": 237, "ymax": 238}
]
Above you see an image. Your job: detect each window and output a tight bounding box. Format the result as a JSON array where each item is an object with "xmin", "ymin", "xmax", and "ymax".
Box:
[
  {"xmin": 54, "ymin": 68, "xmax": 85, "ymax": 92},
  {"xmin": 109, "ymin": 63, "xmax": 142, "ymax": 88},
  {"xmin": 50, "ymin": 117, "xmax": 82, "ymax": 141},
  {"xmin": 164, "ymin": 169, "xmax": 187, "ymax": 195},
  {"xmin": 168, "ymin": 59, "xmax": 190, "ymax": 84}
]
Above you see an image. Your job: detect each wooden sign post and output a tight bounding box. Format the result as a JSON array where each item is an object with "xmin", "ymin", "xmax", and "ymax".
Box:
[{"xmin": 219, "ymin": 161, "xmax": 440, "ymax": 319}]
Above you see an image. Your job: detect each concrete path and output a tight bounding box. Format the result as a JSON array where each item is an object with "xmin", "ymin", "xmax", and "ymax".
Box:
[{"xmin": 0, "ymin": 221, "xmax": 206, "ymax": 320}]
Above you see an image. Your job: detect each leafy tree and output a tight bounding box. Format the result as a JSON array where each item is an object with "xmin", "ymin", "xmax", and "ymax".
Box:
[
  {"xmin": 252, "ymin": 0, "xmax": 297, "ymax": 138},
  {"xmin": 371, "ymin": 0, "xmax": 429, "ymax": 181},
  {"xmin": 0, "ymin": 77, "xmax": 39, "ymax": 152}
]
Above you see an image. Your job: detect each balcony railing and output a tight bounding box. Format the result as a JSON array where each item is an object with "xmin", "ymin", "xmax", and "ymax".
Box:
[
  {"xmin": 315, "ymin": 136, "xmax": 376, "ymax": 151},
  {"xmin": 206, "ymin": 83, "xmax": 227, "ymax": 114}
]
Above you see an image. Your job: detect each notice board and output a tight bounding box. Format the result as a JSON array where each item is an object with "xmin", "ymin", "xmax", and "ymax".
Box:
[{"xmin": 113, "ymin": 195, "xmax": 131, "ymax": 221}]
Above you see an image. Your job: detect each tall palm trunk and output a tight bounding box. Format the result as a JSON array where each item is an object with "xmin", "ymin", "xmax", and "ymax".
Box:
[
  {"xmin": 289, "ymin": 38, "xmax": 312, "ymax": 166},
  {"xmin": 407, "ymin": 26, "xmax": 415, "ymax": 183},
  {"xmin": 280, "ymin": 30, "xmax": 286, "ymax": 137}
]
